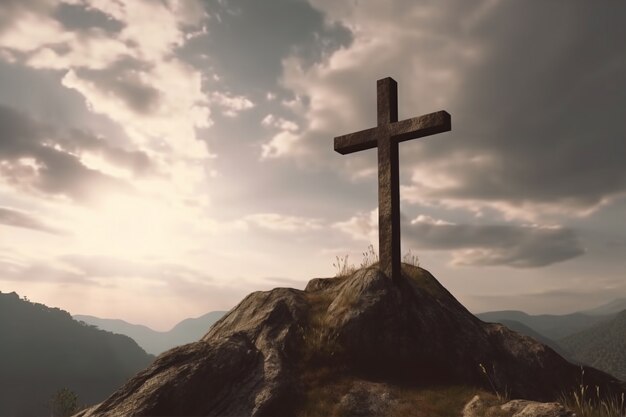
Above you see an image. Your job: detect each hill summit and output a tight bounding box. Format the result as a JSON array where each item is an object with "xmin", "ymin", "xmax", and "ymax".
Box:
[{"xmin": 76, "ymin": 265, "xmax": 624, "ymax": 416}]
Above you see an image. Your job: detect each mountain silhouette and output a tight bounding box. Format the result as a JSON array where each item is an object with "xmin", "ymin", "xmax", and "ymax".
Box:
[
  {"xmin": 476, "ymin": 309, "xmax": 612, "ymax": 340},
  {"xmin": 0, "ymin": 291, "xmax": 153, "ymax": 417},
  {"xmin": 74, "ymin": 311, "xmax": 226, "ymax": 355},
  {"xmin": 581, "ymin": 298, "xmax": 626, "ymax": 316},
  {"xmin": 75, "ymin": 265, "xmax": 624, "ymax": 416}
]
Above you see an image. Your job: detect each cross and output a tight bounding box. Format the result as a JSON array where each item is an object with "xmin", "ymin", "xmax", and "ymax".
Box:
[{"xmin": 334, "ymin": 77, "xmax": 451, "ymax": 281}]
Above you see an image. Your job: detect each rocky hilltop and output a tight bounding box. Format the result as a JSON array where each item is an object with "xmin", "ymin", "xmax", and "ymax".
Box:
[{"xmin": 76, "ymin": 265, "xmax": 624, "ymax": 416}]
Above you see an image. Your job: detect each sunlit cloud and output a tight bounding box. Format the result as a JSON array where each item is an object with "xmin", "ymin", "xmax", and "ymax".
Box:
[
  {"xmin": 0, "ymin": 207, "xmax": 64, "ymax": 235},
  {"xmin": 211, "ymin": 91, "xmax": 254, "ymax": 117},
  {"xmin": 332, "ymin": 208, "xmax": 378, "ymax": 243},
  {"xmin": 244, "ymin": 213, "xmax": 323, "ymax": 233}
]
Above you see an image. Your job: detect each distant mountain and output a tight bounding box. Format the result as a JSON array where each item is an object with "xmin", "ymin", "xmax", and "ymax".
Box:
[
  {"xmin": 581, "ymin": 298, "xmax": 626, "ymax": 316},
  {"xmin": 476, "ymin": 310, "xmax": 612, "ymax": 340},
  {"xmin": 0, "ymin": 291, "xmax": 153, "ymax": 417},
  {"xmin": 560, "ymin": 309, "xmax": 626, "ymax": 381},
  {"xmin": 74, "ymin": 311, "xmax": 226, "ymax": 355},
  {"xmin": 494, "ymin": 319, "xmax": 572, "ymax": 360}
]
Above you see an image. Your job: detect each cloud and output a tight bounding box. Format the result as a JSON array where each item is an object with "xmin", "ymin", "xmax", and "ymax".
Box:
[
  {"xmin": 59, "ymin": 254, "xmax": 214, "ymax": 283},
  {"xmin": 261, "ymin": 114, "xmax": 299, "ymax": 132},
  {"xmin": 333, "ymin": 209, "xmax": 584, "ymax": 268},
  {"xmin": 0, "ymin": 0, "xmax": 213, "ymax": 163},
  {"xmin": 0, "ymin": 104, "xmax": 150, "ymax": 201},
  {"xmin": 407, "ymin": 216, "xmax": 585, "ymax": 268},
  {"xmin": 211, "ymin": 91, "xmax": 254, "ymax": 117},
  {"xmin": 0, "ymin": 251, "xmax": 217, "ymax": 289},
  {"xmin": 71, "ymin": 59, "xmax": 162, "ymax": 114},
  {"xmin": 0, "ymin": 207, "xmax": 63, "ymax": 235},
  {"xmin": 185, "ymin": 0, "xmax": 351, "ymax": 92},
  {"xmin": 332, "ymin": 208, "xmax": 378, "ymax": 242},
  {"xmin": 261, "ymin": 131, "xmax": 302, "ymax": 159},
  {"xmin": 275, "ymin": 0, "xmax": 626, "ymax": 220},
  {"xmin": 244, "ymin": 213, "xmax": 322, "ymax": 232}
]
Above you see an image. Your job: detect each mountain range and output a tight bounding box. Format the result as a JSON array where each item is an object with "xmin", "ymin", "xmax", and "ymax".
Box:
[
  {"xmin": 0, "ymin": 291, "xmax": 153, "ymax": 417},
  {"xmin": 477, "ymin": 299, "xmax": 626, "ymax": 382},
  {"xmin": 559, "ymin": 310, "xmax": 626, "ymax": 381},
  {"xmin": 74, "ymin": 311, "xmax": 226, "ymax": 355}
]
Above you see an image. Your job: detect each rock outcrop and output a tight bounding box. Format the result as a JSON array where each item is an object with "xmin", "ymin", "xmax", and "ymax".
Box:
[
  {"xmin": 76, "ymin": 265, "xmax": 625, "ymax": 416},
  {"xmin": 463, "ymin": 395, "xmax": 574, "ymax": 417}
]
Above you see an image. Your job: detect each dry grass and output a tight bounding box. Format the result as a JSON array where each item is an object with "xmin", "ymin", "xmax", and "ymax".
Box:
[
  {"xmin": 332, "ymin": 255, "xmax": 356, "ymax": 277},
  {"xmin": 301, "ymin": 291, "xmax": 334, "ymax": 360},
  {"xmin": 360, "ymin": 244, "xmax": 379, "ymax": 268},
  {"xmin": 297, "ymin": 368, "xmax": 353, "ymax": 417},
  {"xmin": 334, "ymin": 245, "xmax": 421, "ymax": 278},
  {"xmin": 558, "ymin": 374, "xmax": 626, "ymax": 417},
  {"xmin": 389, "ymin": 385, "xmax": 490, "ymax": 416},
  {"xmin": 297, "ymin": 379, "xmax": 503, "ymax": 417},
  {"xmin": 403, "ymin": 249, "xmax": 420, "ymax": 267}
]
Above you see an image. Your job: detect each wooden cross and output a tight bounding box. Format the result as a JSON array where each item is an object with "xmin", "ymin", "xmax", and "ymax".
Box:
[{"xmin": 334, "ymin": 77, "xmax": 451, "ymax": 280}]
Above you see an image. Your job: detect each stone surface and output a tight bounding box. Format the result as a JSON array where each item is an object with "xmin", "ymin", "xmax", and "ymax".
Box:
[
  {"xmin": 463, "ymin": 395, "xmax": 575, "ymax": 417},
  {"xmin": 501, "ymin": 399, "xmax": 574, "ymax": 417},
  {"xmin": 75, "ymin": 265, "xmax": 624, "ymax": 416},
  {"xmin": 334, "ymin": 77, "xmax": 451, "ymax": 280}
]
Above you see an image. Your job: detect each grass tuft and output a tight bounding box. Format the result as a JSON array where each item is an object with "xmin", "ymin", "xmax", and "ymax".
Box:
[
  {"xmin": 403, "ymin": 249, "xmax": 420, "ymax": 267},
  {"xmin": 332, "ymin": 255, "xmax": 356, "ymax": 277},
  {"xmin": 334, "ymin": 245, "xmax": 421, "ymax": 277},
  {"xmin": 558, "ymin": 368, "xmax": 625, "ymax": 417}
]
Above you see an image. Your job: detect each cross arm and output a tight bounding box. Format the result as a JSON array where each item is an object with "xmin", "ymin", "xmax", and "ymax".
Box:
[
  {"xmin": 334, "ymin": 111, "xmax": 450, "ymax": 155},
  {"xmin": 390, "ymin": 110, "xmax": 451, "ymax": 143},
  {"xmin": 334, "ymin": 126, "xmax": 380, "ymax": 155}
]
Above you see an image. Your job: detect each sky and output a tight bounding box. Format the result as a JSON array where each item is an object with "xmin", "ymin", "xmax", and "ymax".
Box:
[{"xmin": 0, "ymin": 0, "xmax": 625, "ymax": 331}]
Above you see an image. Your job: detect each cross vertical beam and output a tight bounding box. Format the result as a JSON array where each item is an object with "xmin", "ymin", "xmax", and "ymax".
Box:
[
  {"xmin": 334, "ymin": 77, "xmax": 451, "ymax": 281},
  {"xmin": 377, "ymin": 79, "xmax": 401, "ymax": 281}
]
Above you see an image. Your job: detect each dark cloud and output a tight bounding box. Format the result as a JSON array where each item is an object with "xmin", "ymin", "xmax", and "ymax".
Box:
[
  {"xmin": 180, "ymin": 0, "xmax": 351, "ymax": 95},
  {"xmin": 0, "ymin": 0, "xmax": 52, "ymax": 33},
  {"xmin": 272, "ymin": 1, "xmax": 626, "ymax": 219},
  {"xmin": 54, "ymin": 2, "xmax": 125, "ymax": 34},
  {"xmin": 0, "ymin": 104, "xmax": 152, "ymax": 200},
  {"xmin": 0, "ymin": 207, "xmax": 63, "ymax": 235},
  {"xmin": 403, "ymin": 218, "xmax": 585, "ymax": 268},
  {"xmin": 413, "ymin": 2, "xmax": 626, "ymax": 211}
]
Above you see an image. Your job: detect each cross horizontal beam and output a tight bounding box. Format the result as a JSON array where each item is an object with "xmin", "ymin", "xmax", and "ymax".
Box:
[{"xmin": 334, "ymin": 110, "xmax": 451, "ymax": 155}]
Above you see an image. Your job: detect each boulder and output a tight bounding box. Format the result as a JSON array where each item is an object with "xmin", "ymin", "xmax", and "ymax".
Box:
[{"xmin": 463, "ymin": 395, "xmax": 574, "ymax": 417}]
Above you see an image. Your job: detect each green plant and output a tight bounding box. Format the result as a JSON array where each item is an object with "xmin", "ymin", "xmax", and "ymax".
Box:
[{"xmin": 49, "ymin": 388, "xmax": 79, "ymax": 417}]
